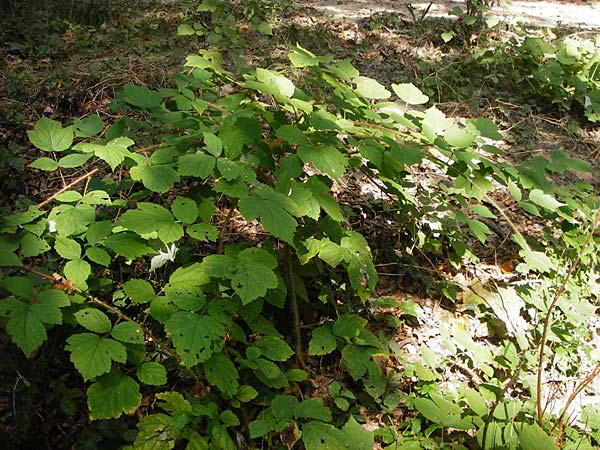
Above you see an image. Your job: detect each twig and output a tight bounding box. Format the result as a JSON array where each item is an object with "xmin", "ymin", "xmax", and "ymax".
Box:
[
  {"xmin": 36, "ymin": 168, "xmax": 99, "ymax": 209},
  {"xmin": 286, "ymin": 246, "xmax": 306, "ymax": 369},
  {"xmin": 536, "ymin": 211, "xmax": 600, "ymax": 425},
  {"xmin": 217, "ymin": 198, "xmax": 239, "ymax": 254}
]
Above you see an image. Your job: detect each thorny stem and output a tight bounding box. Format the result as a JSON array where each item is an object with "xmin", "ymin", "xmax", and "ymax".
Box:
[
  {"xmin": 36, "ymin": 168, "xmax": 99, "ymax": 209},
  {"xmin": 286, "ymin": 246, "xmax": 305, "ymax": 369},
  {"xmin": 217, "ymin": 198, "xmax": 239, "ymax": 254},
  {"xmin": 536, "ymin": 211, "xmax": 600, "ymax": 426}
]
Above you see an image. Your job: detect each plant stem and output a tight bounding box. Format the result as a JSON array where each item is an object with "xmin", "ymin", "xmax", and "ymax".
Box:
[
  {"xmin": 36, "ymin": 168, "xmax": 99, "ymax": 209},
  {"xmin": 286, "ymin": 246, "xmax": 305, "ymax": 369},
  {"xmin": 217, "ymin": 198, "xmax": 239, "ymax": 254}
]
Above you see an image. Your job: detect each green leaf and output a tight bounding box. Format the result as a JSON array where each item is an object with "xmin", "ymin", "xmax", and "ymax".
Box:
[
  {"xmin": 111, "ymin": 321, "xmax": 144, "ymax": 344},
  {"xmin": 288, "ymin": 44, "xmax": 332, "ymax": 67},
  {"xmin": 118, "ymin": 202, "xmax": 183, "ymax": 244},
  {"xmin": 178, "ymin": 153, "xmax": 216, "ymax": 178},
  {"xmin": 54, "ymin": 236, "xmax": 81, "ymax": 260},
  {"xmin": 3, "ymin": 276, "xmax": 34, "ymax": 298},
  {"xmin": 521, "ymin": 250, "xmax": 554, "ymax": 273},
  {"xmin": 187, "ymin": 223, "xmax": 218, "ymax": 242},
  {"xmin": 302, "ymin": 422, "xmax": 346, "ymax": 450},
  {"xmin": 468, "ymin": 117, "xmax": 503, "ymax": 140},
  {"xmin": 467, "ymin": 219, "xmax": 491, "ymax": 244},
  {"xmin": 52, "ymin": 204, "xmax": 95, "ymax": 237},
  {"xmin": 298, "ymin": 145, "xmax": 347, "ymax": 180},
  {"xmin": 85, "ymin": 247, "xmax": 111, "ymax": 267},
  {"xmin": 29, "ymin": 157, "xmax": 59, "ymax": 171},
  {"xmin": 256, "ymin": 21, "xmax": 273, "ymax": 35},
  {"xmin": 354, "ymin": 76, "xmax": 391, "ymax": 99},
  {"xmin": 27, "ymin": 116, "xmax": 73, "ymax": 152},
  {"xmin": 333, "ymin": 314, "xmax": 367, "ymax": 340},
  {"xmin": 529, "ymin": 189, "xmax": 564, "ymax": 211},
  {"xmin": 130, "ymin": 162, "xmax": 179, "ymax": 193},
  {"xmin": 164, "ymin": 312, "xmax": 225, "ymax": 367},
  {"xmin": 309, "ymin": 326, "xmax": 337, "ymax": 355},
  {"xmin": 295, "ymin": 398, "xmax": 332, "ymax": 422},
  {"xmin": 123, "ymin": 279, "xmax": 156, "ymax": 304},
  {"xmin": 518, "ymin": 424, "xmax": 558, "ymax": 450},
  {"xmin": 441, "ymin": 31, "xmax": 454, "ymax": 42},
  {"xmin": 135, "ymin": 413, "xmax": 175, "ymax": 450},
  {"xmin": 0, "ymin": 249, "xmax": 21, "ymax": 266},
  {"xmin": 77, "ymin": 137, "xmax": 134, "ymax": 171},
  {"xmin": 239, "ymin": 184, "xmax": 298, "ymax": 244},
  {"xmin": 444, "ymin": 125, "xmax": 476, "ymax": 148},
  {"xmin": 204, "ymin": 353, "xmax": 239, "ymax": 396},
  {"xmin": 66, "ymin": 333, "xmax": 127, "ymax": 380},
  {"xmin": 136, "ymin": 362, "xmax": 167, "ymax": 386},
  {"xmin": 254, "ymin": 68, "xmax": 295, "ymax": 98},
  {"xmin": 35, "ymin": 288, "xmax": 70, "ymax": 308},
  {"xmin": 75, "ymin": 308, "xmax": 112, "ymax": 333},
  {"xmin": 123, "ymin": 83, "xmax": 162, "ymax": 109},
  {"xmin": 54, "ymin": 190, "xmax": 83, "ymax": 203},
  {"xmin": 253, "ymin": 336, "xmax": 294, "ymax": 361},
  {"xmin": 104, "ymin": 232, "xmax": 155, "ymax": 259},
  {"xmin": 236, "ymin": 385, "xmax": 258, "ymax": 403},
  {"xmin": 20, "ymin": 232, "xmax": 50, "ymax": 257},
  {"xmin": 276, "ymin": 124, "xmax": 308, "ymax": 146},
  {"xmin": 171, "ymin": 196, "xmax": 198, "ymax": 224},
  {"xmin": 64, "ymin": 259, "xmax": 91, "ymax": 289},
  {"xmin": 177, "ymin": 23, "xmax": 196, "ymax": 35},
  {"xmin": 203, "ymin": 132, "xmax": 222, "ymax": 157},
  {"xmin": 74, "ymin": 114, "xmax": 104, "ymax": 138},
  {"xmin": 340, "ymin": 416, "xmax": 373, "ymax": 450},
  {"xmin": 232, "ymin": 248, "xmax": 279, "ymax": 304},
  {"xmin": 87, "ymin": 368, "xmax": 141, "ymax": 420},
  {"xmin": 6, "ymin": 298, "xmax": 63, "ymax": 356},
  {"xmin": 58, "ymin": 153, "xmax": 93, "ymax": 168},
  {"xmin": 392, "ymin": 83, "xmax": 429, "ymax": 104}
]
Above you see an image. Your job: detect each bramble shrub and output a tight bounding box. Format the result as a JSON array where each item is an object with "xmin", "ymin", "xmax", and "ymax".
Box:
[{"xmin": 1, "ymin": 40, "xmax": 598, "ymax": 449}]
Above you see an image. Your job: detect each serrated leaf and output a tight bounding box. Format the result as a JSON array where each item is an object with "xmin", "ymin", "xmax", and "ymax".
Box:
[
  {"xmin": 302, "ymin": 422, "xmax": 346, "ymax": 450},
  {"xmin": 340, "ymin": 416, "xmax": 373, "ymax": 450},
  {"xmin": 444, "ymin": 125, "xmax": 476, "ymax": 148},
  {"xmin": 111, "ymin": 321, "xmax": 144, "ymax": 344},
  {"xmin": 354, "ymin": 76, "xmax": 391, "ymax": 99},
  {"xmin": 518, "ymin": 423, "xmax": 558, "ymax": 450},
  {"xmin": 77, "ymin": 138, "xmax": 134, "ymax": 171},
  {"xmin": 529, "ymin": 189, "xmax": 564, "ymax": 211},
  {"xmin": 204, "ymin": 353, "xmax": 239, "ymax": 396},
  {"xmin": 136, "ymin": 362, "xmax": 167, "ymax": 386},
  {"xmin": 392, "ymin": 83, "xmax": 429, "ymax": 104},
  {"xmin": 232, "ymin": 248, "xmax": 278, "ymax": 304},
  {"xmin": 123, "ymin": 279, "xmax": 156, "ymax": 304},
  {"xmin": 135, "ymin": 413, "xmax": 175, "ymax": 450},
  {"xmin": 309, "ymin": 326, "xmax": 337, "ymax": 355},
  {"xmin": 130, "ymin": 162, "xmax": 179, "ymax": 193},
  {"xmin": 6, "ymin": 299, "xmax": 62, "ymax": 356},
  {"xmin": 298, "ymin": 145, "xmax": 347, "ymax": 180},
  {"xmin": 171, "ymin": 196, "xmax": 198, "ymax": 224},
  {"xmin": 27, "ymin": 116, "xmax": 73, "ymax": 152},
  {"xmin": 236, "ymin": 385, "xmax": 258, "ymax": 402},
  {"xmin": 254, "ymin": 68, "xmax": 295, "ymax": 98},
  {"xmin": 75, "ymin": 308, "xmax": 112, "ymax": 333},
  {"xmin": 467, "ymin": 219, "xmax": 491, "ymax": 244},
  {"xmin": 187, "ymin": 223, "xmax": 218, "ymax": 242},
  {"xmin": 64, "ymin": 259, "xmax": 91, "ymax": 289},
  {"xmin": 85, "ymin": 247, "xmax": 111, "ymax": 266},
  {"xmin": 66, "ymin": 333, "xmax": 127, "ymax": 380},
  {"xmin": 104, "ymin": 232, "xmax": 155, "ymax": 259},
  {"xmin": 203, "ymin": 132, "xmax": 222, "ymax": 157},
  {"xmin": 333, "ymin": 314, "xmax": 367, "ymax": 340},
  {"xmin": 118, "ymin": 202, "xmax": 183, "ymax": 244},
  {"xmin": 239, "ymin": 184, "xmax": 297, "ymax": 244},
  {"xmin": 288, "ymin": 44, "xmax": 331, "ymax": 67},
  {"xmin": 3, "ymin": 276, "xmax": 34, "ymax": 298},
  {"xmin": 58, "ymin": 153, "xmax": 93, "ymax": 168},
  {"xmin": 55, "ymin": 236, "xmax": 81, "ymax": 260},
  {"xmin": 123, "ymin": 83, "xmax": 162, "ymax": 109},
  {"xmin": 74, "ymin": 114, "xmax": 104, "ymax": 138},
  {"xmin": 53, "ymin": 190, "xmax": 83, "ymax": 203},
  {"xmin": 164, "ymin": 312, "xmax": 225, "ymax": 367},
  {"xmin": 29, "ymin": 157, "xmax": 59, "ymax": 171},
  {"xmin": 253, "ymin": 336, "xmax": 293, "ymax": 361},
  {"xmin": 87, "ymin": 368, "xmax": 141, "ymax": 420},
  {"xmin": 52, "ymin": 204, "xmax": 95, "ymax": 237},
  {"xmin": 178, "ymin": 153, "xmax": 216, "ymax": 178},
  {"xmin": 276, "ymin": 124, "xmax": 308, "ymax": 145},
  {"xmin": 294, "ymin": 398, "xmax": 332, "ymax": 422},
  {"xmin": 521, "ymin": 250, "xmax": 554, "ymax": 273}
]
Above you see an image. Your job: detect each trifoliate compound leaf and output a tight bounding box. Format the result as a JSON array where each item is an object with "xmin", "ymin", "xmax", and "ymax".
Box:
[
  {"xmin": 130, "ymin": 162, "xmax": 179, "ymax": 193},
  {"xmin": 64, "ymin": 258, "xmax": 91, "ymax": 289},
  {"xmin": 238, "ymin": 184, "xmax": 297, "ymax": 244},
  {"xmin": 288, "ymin": 44, "xmax": 332, "ymax": 67},
  {"xmin": 6, "ymin": 298, "xmax": 62, "ymax": 356},
  {"xmin": 171, "ymin": 196, "xmax": 198, "ymax": 224},
  {"xmin": 177, "ymin": 152, "xmax": 216, "ymax": 178},
  {"xmin": 529, "ymin": 189, "xmax": 564, "ymax": 211},
  {"xmin": 57, "ymin": 153, "xmax": 93, "ymax": 168},
  {"xmin": 104, "ymin": 232, "xmax": 155, "ymax": 259},
  {"xmin": 392, "ymin": 83, "xmax": 429, "ymax": 105},
  {"xmin": 123, "ymin": 83, "xmax": 162, "ymax": 109},
  {"xmin": 308, "ymin": 326, "xmax": 337, "ymax": 355},
  {"xmin": 294, "ymin": 398, "xmax": 332, "ymax": 422},
  {"xmin": 111, "ymin": 321, "xmax": 144, "ymax": 344},
  {"xmin": 66, "ymin": 333, "xmax": 127, "ymax": 380},
  {"xmin": 77, "ymin": 138, "xmax": 134, "ymax": 171},
  {"xmin": 232, "ymin": 248, "xmax": 278, "ymax": 304},
  {"xmin": 164, "ymin": 312, "xmax": 225, "ymax": 367},
  {"xmin": 75, "ymin": 308, "xmax": 112, "ymax": 333},
  {"xmin": 52, "ymin": 204, "xmax": 95, "ymax": 237},
  {"xmin": 54, "ymin": 236, "xmax": 81, "ymax": 260},
  {"xmin": 27, "ymin": 116, "xmax": 73, "ymax": 152},
  {"xmin": 187, "ymin": 223, "xmax": 218, "ymax": 242},
  {"xmin": 204, "ymin": 353, "xmax": 239, "ymax": 396},
  {"xmin": 136, "ymin": 362, "xmax": 167, "ymax": 386},
  {"xmin": 123, "ymin": 279, "xmax": 156, "ymax": 304},
  {"xmin": 518, "ymin": 423, "xmax": 558, "ymax": 450},
  {"xmin": 87, "ymin": 368, "xmax": 141, "ymax": 420},
  {"xmin": 74, "ymin": 114, "xmax": 104, "ymax": 138},
  {"xmin": 85, "ymin": 247, "xmax": 111, "ymax": 267},
  {"xmin": 29, "ymin": 157, "xmax": 59, "ymax": 171},
  {"xmin": 253, "ymin": 336, "xmax": 293, "ymax": 361},
  {"xmin": 353, "ymin": 76, "xmax": 391, "ymax": 99},
  {"xmin": 118, "ymin": 202, "xmax": 183, "ymax": 244},
  {"xmin": 298, "ymin": 145, "xmax": 347, "ymax": 180},
  {"xmin": 302, "ymin": 421, "xmax": 346, "ymax": 450}
]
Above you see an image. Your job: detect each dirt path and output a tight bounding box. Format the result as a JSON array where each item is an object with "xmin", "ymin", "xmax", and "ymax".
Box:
[{"xmin": 294, "ymin": 0, "xmax": 600, "ymax": 29}]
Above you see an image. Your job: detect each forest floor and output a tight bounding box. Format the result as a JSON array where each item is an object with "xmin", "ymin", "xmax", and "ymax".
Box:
[{"xmin": 1, "ymin": 0, "xmax": 599, "ymax": 448}]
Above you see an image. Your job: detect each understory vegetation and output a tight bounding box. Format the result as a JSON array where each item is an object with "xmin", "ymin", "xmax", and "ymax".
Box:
[{"xmin": 1, "ymin": 1, "xmax": 599, "ymax": 449}]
